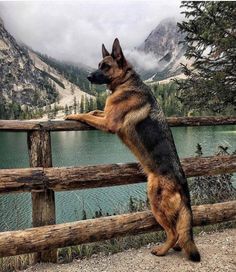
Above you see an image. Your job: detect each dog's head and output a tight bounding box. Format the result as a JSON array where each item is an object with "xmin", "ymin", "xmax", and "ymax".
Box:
[{"xmin": 87, "ymin": 38, "xmax": 129, "ymax": 85}]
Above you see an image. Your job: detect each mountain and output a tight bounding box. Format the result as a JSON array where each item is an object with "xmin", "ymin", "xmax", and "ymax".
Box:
[
  {"xmin": 0, "ymin": 16, "xmax": 189, "ymax": 119},
  {"xmin": 35, "ymin": 53, "xmax": 94, "ymax": 95},
  {"xmin": 0, "ymin": 18, "xmax": 94, "ymax": 119},
  {"xmin": 28, "ymin": 51, "xmax": 94, "ymax": 113},
  {"xmin": 139, "ymin": 18, "xmax": 184, "ymax": 59},
  {"xmin": 0, "ymin": 19, "xmax": 58, "ymax": 109},
  {"xmin": 137, "ymin": 18, "xmax": 191, "ymax": 82}
]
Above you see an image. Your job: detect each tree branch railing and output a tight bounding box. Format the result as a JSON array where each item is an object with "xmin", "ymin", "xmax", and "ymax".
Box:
[
  {"xmin": 0, "ymin": 117, "xmax": 235, "ymax": 263},
  {"xmin": 0, "ymin": 155, "xmax": 235, "ymax": 194},
  {"xmin": 0, "ymin": 116, "xmax": 236, "ymax": 131},
  {"xmin": 0, "ymin": 201, "xmax": 235, "ymax": 258}
]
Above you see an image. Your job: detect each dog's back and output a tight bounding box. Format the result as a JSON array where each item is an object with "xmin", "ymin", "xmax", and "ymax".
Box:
[{"xmin": 117, "ymin": 73, "xmax": 187, "ymax": 184}]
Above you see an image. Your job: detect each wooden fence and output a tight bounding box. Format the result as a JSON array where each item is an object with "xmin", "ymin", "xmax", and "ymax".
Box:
[{"xmin": 0, "ymin": 117, "xmax": 236, "ymax": 263}]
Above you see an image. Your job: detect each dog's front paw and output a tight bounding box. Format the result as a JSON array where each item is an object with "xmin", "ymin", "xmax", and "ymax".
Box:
[
  {"xmin": 87, "ymin": 110, "xmax": 104, "ymax": 117},
  {"xmin": 64, "ymin": 114, "xmax": 84, "ymax": 121},
  {"xmin": 64, "ymin": 114, "xmax": 74, "ymax": 120}
]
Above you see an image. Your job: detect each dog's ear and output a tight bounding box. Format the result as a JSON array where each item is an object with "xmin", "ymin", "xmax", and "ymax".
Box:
[
  {"xmin": 111, "ymin": 38, "xmax": 126, "ymax": 67},
  {"xmin": 102, "ymin": 44, "xmax": 110, "ymax": 58}
]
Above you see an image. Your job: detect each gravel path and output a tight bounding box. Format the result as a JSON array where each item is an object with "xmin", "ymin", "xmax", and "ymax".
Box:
[{"xmin": 25, "ymin": 229, "xmax": 236, "ymax": 272}]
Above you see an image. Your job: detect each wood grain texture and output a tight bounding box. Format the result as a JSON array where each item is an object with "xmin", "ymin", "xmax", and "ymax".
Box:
[
  {"xmin": 0, "ymin": 116, "xmax": 235, "ymax": 131},
  {"xmin": 0, "ymin": 155, "xmax": 235, "ymax": 194},
  {"xmin": 0, "ymin": 201, "xmax": 235, "ymax": 258},
  {"xmin": 27, "ymin": 130, "xmax": 57, "ymax": 263}
]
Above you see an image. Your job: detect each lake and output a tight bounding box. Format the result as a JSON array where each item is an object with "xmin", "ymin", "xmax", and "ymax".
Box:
[{"xmin": 0, "ymin": 125, "xmax": 235, "ymax": 231}]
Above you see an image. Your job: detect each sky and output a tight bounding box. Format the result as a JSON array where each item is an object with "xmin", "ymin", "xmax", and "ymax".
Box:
[{"xmin": 0, "ymin": 0, "xmax": 182, "ymax": 68}]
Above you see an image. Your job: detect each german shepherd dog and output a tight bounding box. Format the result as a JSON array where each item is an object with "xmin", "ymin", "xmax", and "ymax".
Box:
[{"xmin": 65, "ymin": 38, "xmax": 201, "ymax": 262}]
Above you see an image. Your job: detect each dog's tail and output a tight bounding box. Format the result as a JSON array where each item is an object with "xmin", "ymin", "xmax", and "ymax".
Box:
[
  {"xmin": 183, "ymin": 239, "xmax": 201, "ymax": 262},
  {"xmin": 176, "ymin": 205, "xmax": 201, "ymax": 262}
]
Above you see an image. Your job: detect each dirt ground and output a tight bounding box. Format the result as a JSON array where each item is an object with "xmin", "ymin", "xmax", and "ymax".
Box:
[{"xmin": 25, "ymin": 228, "xmax": 236, "ymax": 272}]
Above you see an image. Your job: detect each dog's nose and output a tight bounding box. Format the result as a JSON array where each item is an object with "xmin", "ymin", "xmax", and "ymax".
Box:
[{"xmin": 87, "ymin": 75, "xmax": 93, "ymax": 81}]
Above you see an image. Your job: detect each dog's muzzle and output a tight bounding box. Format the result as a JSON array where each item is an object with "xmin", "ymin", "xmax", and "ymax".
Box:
[
  {"xmin": 87, "ymin": 74, "xmax": 93, "ymax": 82},
  {"xmin": 87, "ymin": 70, "xmax": 110, "ymax": 84}
]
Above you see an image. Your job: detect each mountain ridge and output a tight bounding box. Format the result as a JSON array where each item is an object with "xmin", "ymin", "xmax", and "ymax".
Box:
[
  {"xmin": 137, "ymin": 17, "xmax": 190, "ymax": 81},
  {"xmin": 0, "ymin": 16, "xmax": 190, "ymax": 119},
  {"xmin": 0, "ymin": 17, "xmax": 94, "ymax": 119}
]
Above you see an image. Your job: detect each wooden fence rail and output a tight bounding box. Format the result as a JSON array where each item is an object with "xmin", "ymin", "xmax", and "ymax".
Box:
[
  {"xmin": 0, "ymin": 117, "xmax": 235, "ymax": 263},
  {"xmin": 0, "ymin": 116, "xmax": 236, "ymax": 131},
  {"xmin": 0, "ymin": 201, "xmax": 235, "ymax": 258},
  {"xmin": 0, "ymin": 155, "xmax": 235, "ymax": 194}
]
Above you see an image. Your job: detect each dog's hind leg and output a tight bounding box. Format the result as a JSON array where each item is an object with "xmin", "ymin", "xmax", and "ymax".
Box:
[
  {"xmin": 150, "ymin": 206, "xmax": 178, "ymax": 256},
  {"xmin": 176, "ymin": 205, "xmax": 201, "ymax": 262},
  {"xmin": 147, "ymin": 174, "xmax": 179, "ymax": 256},
  {"xmin": 173, "ymin": 243, "xmax": 182, "ymax": 251}
]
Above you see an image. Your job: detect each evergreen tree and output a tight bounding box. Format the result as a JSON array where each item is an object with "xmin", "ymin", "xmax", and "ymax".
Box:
[
  {"xmin": 53, "ymin": 103, "xmax": 58, "ymax": 118},
  {"xmin": 92, "ymin": 97, "xmax": 97, "ymax": 111},
  {"xmin": 68, "ymin": 105, "xmax": 73, "ymax": 114},
  {"xmin": 84, "ymin": 96, "xmax": 89, "ymax": 113},
  {"xmin": 47, "ymin": 104, "xmax": 52, "ymax": 119},
  {"xmin": 176, "ymin": 1, "xmax": 236, "ymax": 112},
  {"xmin": 96, "ymin": 91, "xmax": 107, "ymax": 110},
  {"xmin": 64, "ymin": 104, "xmax": 69, "ymax": 115},
  {"xmin": 88, "ymin": 97, "xmax": 94, "ymax": 111},
  {"xmin": 80, "ymin": 95, "xmax": 85, "ymax": 113},
  {"xmin": 151, "ymin": 82, "xmax": 186, "ymax": 116},
  {"xmin": 71, "ymin": 84, "xmax": 75, "ymax": 95},
  {"xmin": 73, "ymin": 96, "xmax": 77, "ymax": 114}
]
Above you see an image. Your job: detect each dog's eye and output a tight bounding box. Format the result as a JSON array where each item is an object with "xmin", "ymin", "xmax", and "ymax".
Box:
[{"xmin": 101, "ymin": 63, "xmax": 111, "ymax": 70}]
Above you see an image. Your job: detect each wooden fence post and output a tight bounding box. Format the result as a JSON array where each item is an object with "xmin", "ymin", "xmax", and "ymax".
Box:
[{"xmin": 27, "ymin": 130, "xmax": 57, "ymax": 263}]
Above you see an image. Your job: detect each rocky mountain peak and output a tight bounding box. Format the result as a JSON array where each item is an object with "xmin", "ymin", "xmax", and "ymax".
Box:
[
  {"xmin": 0, "ymin": 19, "xmax": 59, "ymax": 109},
  {"xmin": 137, "ymin": 17, "xmax": 189, "ymax": 81},
  {"xmin": 0, "ymin": 17, "xmax": 94, "ymax": 119},
  {"xmin": 139, "ymin": 17, "xmax": 184, "ymax": 60}
]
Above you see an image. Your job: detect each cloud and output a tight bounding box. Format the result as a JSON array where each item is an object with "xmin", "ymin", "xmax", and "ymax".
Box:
[
  {"xmin": 125, "ymin": 49, "xmax": 160, "ymax": 71},
  {"xmin": 0, "ymin": 0, "xmax": 182, "ymax": 68}
]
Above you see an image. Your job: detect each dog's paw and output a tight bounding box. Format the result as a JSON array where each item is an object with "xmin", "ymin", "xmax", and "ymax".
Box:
[
  {"xmin": 64, "ymin": 114, "xmax": 83, "ymax": 120},
  {"xmin": 64, "ymin": 115, "xmax": 73, "ymax": 120},
  {"xmin": 151, "ymin": 246, "xmax": 167, "ymax": 256}
]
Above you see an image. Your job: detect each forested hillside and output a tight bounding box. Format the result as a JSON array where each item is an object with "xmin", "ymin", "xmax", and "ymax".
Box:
[{"xmin": 36, "ymin": 53, "xmax": 95, "ymax": 95}]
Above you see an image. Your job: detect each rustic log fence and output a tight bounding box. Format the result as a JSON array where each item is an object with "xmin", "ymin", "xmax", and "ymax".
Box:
[{"xmin": 0, "ymin": 117, "xmax": 235, "ymax": 264}]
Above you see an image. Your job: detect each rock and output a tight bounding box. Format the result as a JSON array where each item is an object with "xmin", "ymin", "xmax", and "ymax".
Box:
[{"xmin": 0, "ymin": 17, "xmax": 59, "ymax": 109}]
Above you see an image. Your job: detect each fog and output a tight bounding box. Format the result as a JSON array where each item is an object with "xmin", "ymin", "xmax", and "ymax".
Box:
[{"xmin": 0, "ymin": 0, "xmax": 182, "ymax": 68}]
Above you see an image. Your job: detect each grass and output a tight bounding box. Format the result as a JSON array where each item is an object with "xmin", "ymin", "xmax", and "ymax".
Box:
[
  {"xmin": 0, "ymin": 254, "xmax": 34, "ymax": 272},
  {"xmin": 58, "ymin": 220, "xmax": 236, "ymax": 263}
]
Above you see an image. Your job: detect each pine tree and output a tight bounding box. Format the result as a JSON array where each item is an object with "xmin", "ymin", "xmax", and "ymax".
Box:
[
  {"xmin": 96, "ymin": 91, "xmax": 107, "ymax": 110},
  {"xmin": 176, "ymin": 1, "xmax": 236, "ymax": 113},
  {"xmin": 68, "ymin": 106, "xmax": 73, "ymax": 114},
  {"xmin": 47, "ymin": 104, "xmax": 52, "ymax": 119},
  {"xmin": 92, "ymin": 97, "xmax": 97, "ymax": 111},
  {"xmin": 71, "ymin": 84, "xmax": 75, "ymax": 95},
  {"xmin": 84, "ymin": 96, "xmax": 89, "ymax": 113},
  {"xmin": 53, "ymin": 103, "xmax": 58, "ymax": 118},
  {"xmin": 88, "ymin": 97, "xmax": 94, "ymax": 111},
  {"xmin": 80, "ymin": 95, "xmax": 85, "ymax": 113},
  {"xmin": 73, "ymin": 96, "xmax": 77, "ymax": 114},
  {"xmin": 64, "ymin": 104, "xmax": 69, "ymax": 115}
]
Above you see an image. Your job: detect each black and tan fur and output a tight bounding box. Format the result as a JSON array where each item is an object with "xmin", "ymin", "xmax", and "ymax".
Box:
[{"xmin": 65, "ymin": 38, "xmax": 201, "ymax": 262}]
